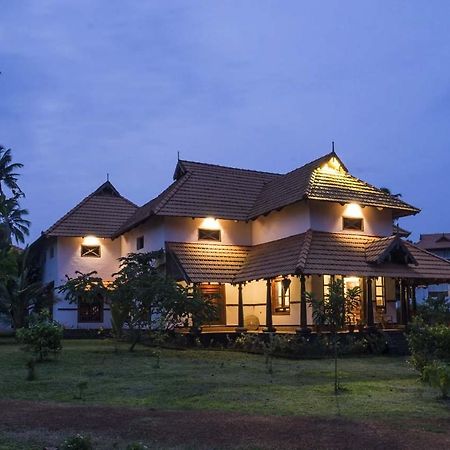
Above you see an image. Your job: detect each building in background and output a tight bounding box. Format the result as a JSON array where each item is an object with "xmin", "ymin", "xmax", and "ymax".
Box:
[{"xmin": 415, "ymin": 233, "xmax": 450, "ymax": 302}]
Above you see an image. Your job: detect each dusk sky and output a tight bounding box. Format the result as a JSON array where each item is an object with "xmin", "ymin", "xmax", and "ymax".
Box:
[{"xmin": 1, "ymin": 1, "xmax": 449, "ymax": 243}]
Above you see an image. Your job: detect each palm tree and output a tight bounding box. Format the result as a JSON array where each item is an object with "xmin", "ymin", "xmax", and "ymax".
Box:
[
  {"xmin": 0, "ymin": 146, "xmax": 24, "ymax": 197},
  {"xmin": 0, "ymin": 248, "xmax": 50, "ymax": 329},
  {"xmin": 0, "ymin": 194, "xmax": 30, "ymax": 244}
]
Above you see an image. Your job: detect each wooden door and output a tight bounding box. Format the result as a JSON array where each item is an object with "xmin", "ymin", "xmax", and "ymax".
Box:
[{"xmin": 199, "ymin": 284, "xmax": 226, "ymax": 325}]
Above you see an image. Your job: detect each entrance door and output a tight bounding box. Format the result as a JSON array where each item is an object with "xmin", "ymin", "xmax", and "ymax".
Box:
[{"xmin": 199, "ymin": 284, "xmax": 226, "ymax": 325}]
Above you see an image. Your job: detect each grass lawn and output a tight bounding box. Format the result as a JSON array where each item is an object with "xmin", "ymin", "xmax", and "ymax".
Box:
[{"xmin": 0, "ymin": 338, "xmax": 449, "ymax": 449}]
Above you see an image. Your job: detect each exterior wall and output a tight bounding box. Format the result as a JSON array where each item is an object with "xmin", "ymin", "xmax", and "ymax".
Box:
[
  {"xmin": 309, "ymin": 201, "xmax": 393, "ymax": 237},
  {"xmin": 120, "ymin": 217, "xmax": 165, "ymax": 254},
  {"xmin": 48, "ymin": 237, "xmax": 122, "ymax": 329},
  {"xmin": 252, "ymin": 202, "xmax": 310, "ymax": 244}
]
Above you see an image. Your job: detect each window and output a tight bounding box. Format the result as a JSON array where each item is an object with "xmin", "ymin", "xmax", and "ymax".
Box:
[
  {"xmin": 343, "ymin": 217, "xmax": 364, "ymax": 231},
  {"xmin": 78, "ymin": 296, "xmax": 103, "ymax": 323},
  {"xmin": 272, "ymin": 278, "xmax": 290, "ymax": 314},
  {"xmin": 136, "ymin": 236, "xmax": 144, "ymax": 250},
  {"xmin": 198, "ymin": 229, "xmax": 221, "ymax": 241},
  {"xmin": 81, "ymin": 245, "xmax": 101, "ymax": 258},
  {"xmin": 375, "ymin": 277, "xmax": 385, "ymax": 308},
  {"xmin": 49, "ymin": 246, "xmax": 54, "ymax": 259}
]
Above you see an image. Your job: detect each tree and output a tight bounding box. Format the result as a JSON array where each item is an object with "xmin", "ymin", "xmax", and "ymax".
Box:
[
  {"xmin": 307, "ymin": 279, "xmax": 361, "ymax": 394},
  {"xmin": 0, "ymin": 194, "xmax": 30, "ymax": 244},
  {"xmin": 0, "ymin": 247, "xmax": 52, "ymax": 329},
  {"xmin": 0, "ymin": 146, "xmax": 24, "ymax": 197},
  {"xmin": 58, "ymin": 251, "xmax": 217, "ymax": 351}
]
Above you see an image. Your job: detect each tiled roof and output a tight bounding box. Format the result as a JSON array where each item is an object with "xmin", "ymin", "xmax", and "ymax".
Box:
[
  {"xmin": 365, "ymin": 235, "xmax": 417, "ymax": 265},
  {"xmin": 416, "ymin": 233, "xmax": 450, "ymax": 250},
  {"xmin": 116, "ymin": 152, "xmax": 419, "ymax": 235},
  {"xmin": 44, "ymin": 181, "xmax": 138, "ymax": 238},
  {"xmin": 166, "ymin": 241, "xmax": 250, "ymax": 283},
  {"xmin": 166, "ymin": 231, "xmax": 450, "ymax": 283}
]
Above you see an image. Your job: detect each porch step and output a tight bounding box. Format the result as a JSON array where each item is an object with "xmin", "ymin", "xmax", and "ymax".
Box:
[{"xmin": 384, "ymin": 331, "xmax": 409, "ymax": 356}]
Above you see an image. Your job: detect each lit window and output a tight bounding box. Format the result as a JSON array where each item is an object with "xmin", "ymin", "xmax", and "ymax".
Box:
[
  {"xmin": 343, "ymin": 217, "xmax": 364, "ymax": 231},
  {"xmin": 136, "ymin": 236, "xmax": 144, "ymax": 250},
  {"xmin": 78, "ymin": 296, "xmax": 103, "ymax": 322},
  {"xmin": 198, "ymin": 229, "xmax": 221, "ymax": 241},
  {"xmin": 375, "ymin": 277, "xmax": 385, "ymax": 308},
  {"xmin": 272, "ymin": 278, "xmax": 290, "ymax": 315},
  {"xmin": 81, "ymin": 245, "xmax": 101, "ymax": 258}
]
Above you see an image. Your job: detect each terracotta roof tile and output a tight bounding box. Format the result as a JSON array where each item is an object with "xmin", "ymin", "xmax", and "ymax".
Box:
[
  {"xmin": 167, "ymin": 231, "xmax": 450, "ymax": 284},
  {"xmin": 44, "ymin": 181, "xmax": 138, "ymax": 238},
  {"xmin": 416, "ymin": 233, "xmax": 450, "ymax": 250}
]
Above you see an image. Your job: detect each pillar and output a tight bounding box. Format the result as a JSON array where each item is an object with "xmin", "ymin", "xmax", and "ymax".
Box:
[
  {"xmin": 366, "ymin": 277, "xmax": 375, "ymax": 329},
  {"xmin": 296, "ymin": 274, "xmax": 310, "ymax": 334},
  {"xmin": 235, "ymin": 283, "xmax": 247, "ymax": 333},
  {"xmin": 264, "ymin": 278, "xmax": 276, "ymax": 332}
]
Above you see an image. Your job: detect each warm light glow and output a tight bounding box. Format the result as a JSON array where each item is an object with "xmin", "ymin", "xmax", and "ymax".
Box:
[
  {"xmin": 201, "ymin": 217, "xmax": 220, "ymax": 229},
  {"xmin": 320, "ymin": 157, "xmax": 342, "ymax": 174},
  {"xmin": 343, "ymin": 276, "xmax": 361, "ymax": 290},
  {"xmin": 343, "ymin": 203, "xmax": 362, "ymax": 218},
  {"xmin": 83, "ymin": 235, "xmax": 100, "ymax": 246}
]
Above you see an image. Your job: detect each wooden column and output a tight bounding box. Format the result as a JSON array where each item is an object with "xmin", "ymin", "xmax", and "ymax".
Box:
[
  {"xmin": 399, "ymin": 279, "xmax": 408, "ymax": 326},
  {"xmin": 235, "ymin": 283, "xmax": 247, "ymax": 333},
  {"xmin": 411, "ymin": 283, "xmax": 417, "ymax": 316},
  {"xmin": 366, "ymin": 277, "xmax": 375, "ymax": 329},
  {"xmin": 264, "ymin": 278, "xmax": 276, "ymax": 332},
  {"xmin": 296, "ymin": 274, "xmax": 310, "ymax": 333}
]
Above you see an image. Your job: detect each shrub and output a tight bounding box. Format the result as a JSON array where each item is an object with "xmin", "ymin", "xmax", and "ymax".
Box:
[
  {"xmin": 60, "ymin": 433, "xmax": 93, "ymax": 450},
  {"xmin": 16, "ymin": 310, "xmax": 63, "ymax": 361},
  {"xmin": 126, "ymin": 442, "xmax": 149, "ymax": 450},
  {"xmin": 422, "ymin": 361, "xmax": 450, "ymax": 398},
  {"xmin": 407, "ymin": 317, "xmax": 450, "ymax": 372}
]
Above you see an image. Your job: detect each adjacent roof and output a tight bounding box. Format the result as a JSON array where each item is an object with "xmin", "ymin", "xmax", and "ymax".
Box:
[
  {"xmin": 166, "ymin": 241, "xmax": 250, "ymax": 283},
  {"xmin": 116, "ymin": 152, "xmax": 420, "ymax": 235},
  {"xmin": 416, "ymin": 233, "xmax": 450, "ymax": 250},
  {"xmin": 166, "ymin": 231, "xmax": 450, "ymax": 284},
  {"xmin": 44, "ymin": 181, "xmax": 138, "ymax": 238}
]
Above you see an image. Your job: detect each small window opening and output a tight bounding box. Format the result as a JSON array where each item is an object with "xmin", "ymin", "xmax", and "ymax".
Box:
[
  {"xmin": 198, "ymin": 229, "xmax": 221, "ymax": 241},
  {"xmin": 343, "ymin": 217, "xmax": 364, "ymax": 231},
  {"xmin": 136, "ymin": 236, "xmax": 144, "ymax": 250},
  {"xmin": 81, "ymin": 245, "xmax": 101, "ymax": 258}
]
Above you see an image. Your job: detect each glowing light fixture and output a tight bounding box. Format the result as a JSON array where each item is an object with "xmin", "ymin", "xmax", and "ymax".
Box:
[
  {"xmin": 201, "ymin": 217, "xmax": 220, "ymax": 230},
  {"xmin": 83, "ymin": 235, "xmax": 100, "ymax": 246},
  {"xmin": 344, "ymin": 203, "xmax": 362, "ymax": 218},
  {"xmin": 320, "ymin": 157, "xmax": 342, "ymax": 174}
]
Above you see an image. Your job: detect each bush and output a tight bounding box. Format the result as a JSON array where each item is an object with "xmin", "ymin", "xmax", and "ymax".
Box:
[
  {"xmin": 60, "ymin": 433, "xmax": 93, "ymax": 450},
  {"xmin": 126, "ymin": 443, "xmax": 149, "ymax": 450},
  {"xmin": 422, "ymin": 361, "xmax": 450, "ymax": 398},
  {"xmin": 407, "ymin": 317, "xmax": 450, "ymax": 372},
  {"xmin": 16, "ymin": 310, "xmax": 63, "ymax": 361}
]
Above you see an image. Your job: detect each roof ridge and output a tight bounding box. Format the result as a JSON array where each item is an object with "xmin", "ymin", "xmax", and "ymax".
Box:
[
  {"xmin": 296, "ymin": 229, "xmax": 313, "ymax": 271},
  {"xmin": 178, "ymin": 159, "xmax": 282, "ymax": 176}
]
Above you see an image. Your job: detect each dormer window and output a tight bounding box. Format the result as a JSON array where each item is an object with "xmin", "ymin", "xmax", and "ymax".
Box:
[
  {"xmin": 343, "ymin": 217, "xmax": 364, "ymax": 231},
  {"xmin": 81, "ymin": 245, "xmax": 101, "ymax": 258},
  {"xmin": 136, "ymin": 236, "xmax": 144, "ymax": 250},
  {"xmin": 198, "ymin": 229, "xmax": 221, "ymax": 241}
]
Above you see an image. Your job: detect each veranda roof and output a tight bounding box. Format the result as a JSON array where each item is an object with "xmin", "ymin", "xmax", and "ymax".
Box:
[{"xmin": 166, "ymin": 231, "xmax": 450, "ymax": 284}]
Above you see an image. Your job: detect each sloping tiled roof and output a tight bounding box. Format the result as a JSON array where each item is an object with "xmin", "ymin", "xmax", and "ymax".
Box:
[
  {"xmin": 365, "ymin": 235, "xmax": 417, "ymax": 265},
  {"xmin": 116, "ymin": 152, "xmax": 419, "ymax": 235},
  {"xmin": 416, "ymin": 233, "xmax": 450, "ymax": 250},
  {"xmin": 166, "ymin": 241, "xmax": 250, "ymax": 283},
  {"xmin": 44, "ymin": 181, "xmax": 138, "ymax": 238},
  {"xmin": 166, "ymin": 231, "xmax": 450, "ymax": 283},
  {"xmin": 249, "ymin": 153, "xmax": 418, "ymax": 219}
]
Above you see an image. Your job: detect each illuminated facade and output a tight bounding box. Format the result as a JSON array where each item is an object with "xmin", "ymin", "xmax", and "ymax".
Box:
[{"xmin": 33, "ymin": 151, "xmax": 450, "ymax": 330}]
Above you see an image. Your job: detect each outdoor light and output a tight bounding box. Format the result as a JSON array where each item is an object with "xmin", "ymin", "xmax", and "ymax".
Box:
[
  {"xmin": 282, "ymin": 277, "xmax": 291, "ymax": 291},
  {"xmin": 344, "ymin": 203, "xmax": 362, "ymax": 218},
  {"xmin": 202, "ymin": 217, "xmax": 219, "ymax": 229},
  {"xmin": 83, "ymin": 235, "xmax": 100, "ymax": 246}
]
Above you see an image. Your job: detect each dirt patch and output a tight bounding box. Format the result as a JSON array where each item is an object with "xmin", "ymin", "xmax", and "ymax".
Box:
[{"xmin": 1, "ymin": 399, "xmax": 449, "ymax": 449}]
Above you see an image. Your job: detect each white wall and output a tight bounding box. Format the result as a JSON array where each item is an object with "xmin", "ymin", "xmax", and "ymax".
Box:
[
  {"xmin": 309, "ymin": 200, "xmax": 393, "ymax": 237},
  {"xmin": 252, "ymin": 202, "xmax": 311, "ymax": 245},
  {"xmin": 49, "ymin": 236, "xmax": 121, "ymax": 329}
]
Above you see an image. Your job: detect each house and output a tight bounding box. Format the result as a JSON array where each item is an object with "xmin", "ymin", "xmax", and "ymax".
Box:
[
  {"xmin": 415, "ymin": 233, "xmax": 450, "ymax": 303},
  {"xmin": 33, "ymin": 151, "xmax": 450, "ymax": 331}
]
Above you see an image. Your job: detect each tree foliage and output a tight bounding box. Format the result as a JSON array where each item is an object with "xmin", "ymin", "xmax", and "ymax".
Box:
[
  {"xmin": 417, "ymin": 295, "xmax": 450, "ymax": 326},
  {"xmin": 58, "ymin": 251, "xmax": 217, "ymax": 351}
]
